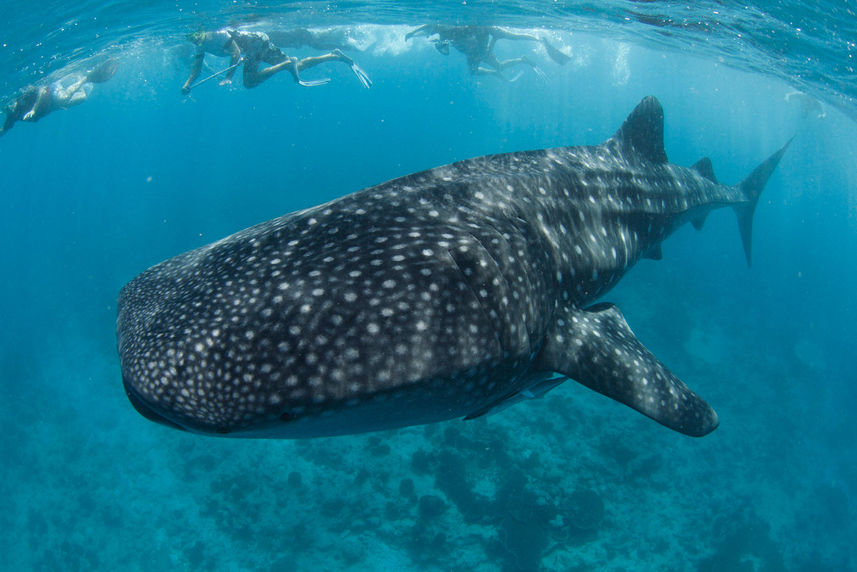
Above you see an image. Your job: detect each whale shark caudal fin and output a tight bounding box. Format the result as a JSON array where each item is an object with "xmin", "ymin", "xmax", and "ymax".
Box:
[
  {"xmin": 609, "ymin": 95, "xmax": 669, "ymax": 164},
  {"xmin": 734, "ymin": 139, "xmax": 792, "ymax": 266},
  {"xmin": 535, "ymin": 303, "xmax": 719, "ymax": 437}
]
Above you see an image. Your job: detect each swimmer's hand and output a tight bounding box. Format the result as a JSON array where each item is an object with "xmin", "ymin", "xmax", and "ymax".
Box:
[
  {"xmin": 23, "ymin": 110, "xmax": 35, "ymax": 120},
  {"xmin": 181, "ymin": 84, "xmax": 192, "ymax": 95},
  {"xmin": 218, "ymin": 78, "xmax": 232, "ymax": 87}
]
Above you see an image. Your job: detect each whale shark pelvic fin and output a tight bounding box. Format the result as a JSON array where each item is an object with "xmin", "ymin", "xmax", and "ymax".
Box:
[{"xmin": 535, "ymin": 303, "xmax": 719, "ymax": 437}]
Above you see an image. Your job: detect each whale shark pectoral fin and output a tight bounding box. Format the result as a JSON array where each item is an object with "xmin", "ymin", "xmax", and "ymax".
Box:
[{"xmin": 535, "ymin": 303, "xmax": 719, "ymax": 437}]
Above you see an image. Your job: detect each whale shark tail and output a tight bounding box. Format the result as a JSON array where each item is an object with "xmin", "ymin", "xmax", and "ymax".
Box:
[{"xmin": 734, "ymin": 138, "xmax": 792, "ymax": 266}]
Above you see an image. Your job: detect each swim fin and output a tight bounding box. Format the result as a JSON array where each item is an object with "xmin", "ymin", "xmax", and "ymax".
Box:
[
  {"xmin": 541, "ymin": 38, "xmax": 571, "ymax": 65},
  {"xmin": 331, "ymin": 49, "xmax": 373, "ymax": 89},
  {"xmin": 531, "ymin": 64, "xmax": 548, "ymax": 81},
  {"xmin": 86, "ymin": 59, "xmax": 119, "ymax": 83},
  {"xmin": 505, "ymin": 70, "xmax": 525, "ymax": 83},
  {"xmin": 297, "ymin": 78, "xmax": 331, "ymax": 87},
  {"xmin": 349, "ymin": 62, "xmax": 373, "ymax": 89}
]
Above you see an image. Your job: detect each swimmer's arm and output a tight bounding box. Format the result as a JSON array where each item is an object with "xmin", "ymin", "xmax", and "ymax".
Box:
[
  {"xmin": 405, "ymin": 24, "xmax": 431, "ymax": 41},
  {"xmin": 223, "ymin": 39, "xmax": 242, "ymax": 83},
  {"xmin": 182, "ymin": 50, "xmax": 205, "ymax": 93},
  {"xmin": 23, "ymin": 88, "xmax": 51, "ymax": 120}
]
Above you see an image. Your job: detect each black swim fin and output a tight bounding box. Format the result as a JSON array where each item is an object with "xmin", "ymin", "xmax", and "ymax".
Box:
[
  {"xmin": 542, "ymin": 38, "xmax": 571, "ymax": 65},
  {"xmin": 86, "ymin": 59, "xmax": 119, "ymax": 84}
]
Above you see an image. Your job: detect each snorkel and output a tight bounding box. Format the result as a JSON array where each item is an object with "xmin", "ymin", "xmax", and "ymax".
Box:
[{"xmin": 187, "ymin": 31, "xmax": 206, "ymax": 45}]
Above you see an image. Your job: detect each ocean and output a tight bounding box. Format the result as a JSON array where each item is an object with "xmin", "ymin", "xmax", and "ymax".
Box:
[{"xmin": 1, "ymin": 2, "xmax": 855, "ymax": 570}]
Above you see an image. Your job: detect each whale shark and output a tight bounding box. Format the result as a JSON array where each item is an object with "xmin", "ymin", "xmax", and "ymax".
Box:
[{"xmin": 117, "ymin": 96, "xmax": 789, "ymax": 439}]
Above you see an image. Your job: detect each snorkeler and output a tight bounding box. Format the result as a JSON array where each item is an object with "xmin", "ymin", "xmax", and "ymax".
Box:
[
  {"xmin": 182, "ymin": 29, "xmax": 372, "ymax": 93},
  {"xmin": 405, "ymin": 25, "xmax": 565, "ymax": 80},
  {"xmin": 784, "ymin": 91, "xmax": 827, "ymax": 119},
  {"xmin": 181, "ymin": 29, "xmax": 242, "ymax": 92},
  {"xmin": 0, "ymin": 59, "xmax": 118, "ymax": 137}
]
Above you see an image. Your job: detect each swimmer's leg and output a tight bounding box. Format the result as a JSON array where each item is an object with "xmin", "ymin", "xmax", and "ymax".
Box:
[
  {"xmin": 497, "ymin": 56, "xmax": 547, "ymax": 80},
  {"xmin": 62, "ymin": 90, "xmax": 88, "ymax": 109},
  {"xmin": 491, "ymin": 27, "xmax": 541, "ymax": 43},
  {"xmin": 473, "ymin": 65, "xmax": 504, "ymax": 79},
  {"xmin": 242, "ymin": 55, "xmax": 327, "ymax": 88},
  {"xmin": 242, "ymin": 57, "xmax": 299, "ymax": 88},
  {"xmin": 295, "ymin": 50, "xmax": 371, "ymax": 88}
]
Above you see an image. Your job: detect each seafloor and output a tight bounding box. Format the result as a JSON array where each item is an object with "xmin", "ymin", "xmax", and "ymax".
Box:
[{"xmin": 3, "ymin": 262, "xmax": 848, "ymax": 571}]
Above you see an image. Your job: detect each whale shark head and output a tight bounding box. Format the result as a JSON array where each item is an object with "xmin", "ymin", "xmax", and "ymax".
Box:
[{"xmin": 117, "ymin": 202, "xmax": 541, "ymax": 437}]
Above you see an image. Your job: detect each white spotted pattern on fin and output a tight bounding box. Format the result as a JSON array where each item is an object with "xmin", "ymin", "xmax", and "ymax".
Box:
[{"xmin": 535, "ymin": 303, "xmax": 719, "ymax": 436}]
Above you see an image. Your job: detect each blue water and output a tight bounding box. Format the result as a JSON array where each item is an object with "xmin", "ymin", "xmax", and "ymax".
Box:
[{"xmin": 2, "ymin": 3, "xmax": 856, "ymax": 571}]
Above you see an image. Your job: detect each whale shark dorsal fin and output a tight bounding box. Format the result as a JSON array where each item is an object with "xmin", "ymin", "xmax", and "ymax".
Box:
[
  {"xmin": 692, "ymin": 157, "xmax": 719, "ymax": 183},
  {"xmin": 610, "ymin": 96, "xmax": 668, "ymax": 164},
  {"xmin": 535, "ymin": 303, "xmax": 719, "ymax": 437}
]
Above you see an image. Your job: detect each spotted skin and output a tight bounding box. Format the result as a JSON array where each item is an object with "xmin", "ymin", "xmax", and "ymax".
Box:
[{"xmin": 117, "ymin": 96, "xmax": 788, "ymax": 438}]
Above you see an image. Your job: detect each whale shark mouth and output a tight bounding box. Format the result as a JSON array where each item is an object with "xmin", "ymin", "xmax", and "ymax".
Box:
[{"xmin": 122, "ymin": 375, "xmax": 188, "ymax": 433}]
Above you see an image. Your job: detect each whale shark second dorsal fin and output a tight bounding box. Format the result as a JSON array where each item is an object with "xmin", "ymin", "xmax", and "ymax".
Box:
[
  {"xmin": 610, "ymin": 96, "xmax": 668, "ymax": 164},
  {"xmin": 692, "ymin": 157, "xmax": 719, "ymax": 183}
]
